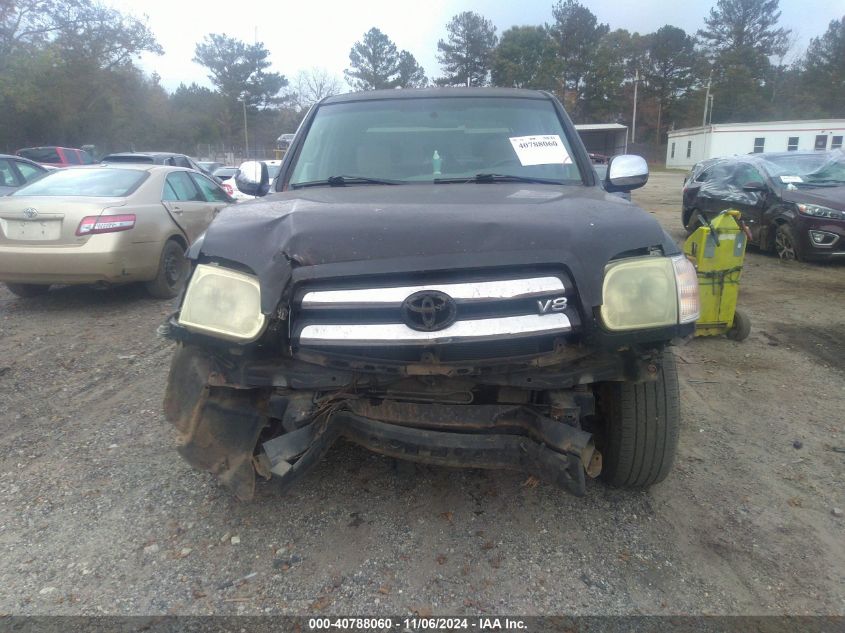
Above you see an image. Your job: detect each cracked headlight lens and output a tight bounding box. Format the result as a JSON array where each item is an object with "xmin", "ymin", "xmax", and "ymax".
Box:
[
  {"xmin": 178, "ymin": 264, "xmax": 265, "ymax": 342},
  {"xmin": 601, "ymin": 255, "xmax": 699, "ymax": 331}
]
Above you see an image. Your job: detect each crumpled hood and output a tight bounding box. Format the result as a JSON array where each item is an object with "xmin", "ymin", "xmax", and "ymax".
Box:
[{"xmin": 197, "ymin": 183, "xmax": 677, "ymax": 314}]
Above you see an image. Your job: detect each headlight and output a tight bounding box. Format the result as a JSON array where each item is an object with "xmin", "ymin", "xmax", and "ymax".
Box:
[
  {"xmin": 178, "ymin": 264, "xmax": 266, "ymax": 342},
  {"xmin": 797, "ymin": 203, "xmax": 844, "ymax": 220},
  {"xmin": 601, "ymin": 255, "xmax": 699, "ymax": 331}
]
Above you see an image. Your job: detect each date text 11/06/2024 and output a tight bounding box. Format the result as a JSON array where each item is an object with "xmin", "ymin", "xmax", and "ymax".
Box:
[{"xmin": 308, "ymin": 617, "xmax": 528, "ymax": 631}]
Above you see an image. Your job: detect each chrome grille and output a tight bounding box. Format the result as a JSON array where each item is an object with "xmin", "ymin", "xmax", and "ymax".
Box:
[{"xmin": 292, "ymin": 270, "xmax": 580, "ymax": 361}]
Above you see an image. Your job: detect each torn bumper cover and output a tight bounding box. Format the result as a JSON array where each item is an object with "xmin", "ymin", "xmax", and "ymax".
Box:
[
  {"xmin": 263, "ymin": 407, "xmax": 600, "ymax": 498},
  {"xmin": 164, "ymin": 347, "xmax": 601, "ymax": 500}
]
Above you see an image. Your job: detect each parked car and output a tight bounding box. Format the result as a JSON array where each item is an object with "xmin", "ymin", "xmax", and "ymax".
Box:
[
  {"xmin": 101, "ymin": 152, "xmax": 211, "ymax": 177},
  {"xmin": 0, "ymin": 165, "xmax": 233, "ymax": 299},
  {"xmin": 197, "ymin": 161, "xmax": 224, "ymax": 175},
  {"xmin": 277, "ymin": 133, "xmax": 295, "ymax": 150},
  {"xmin": 682, "ymin": 150, "xmax": 845, "ymax": 261},
  {"xmin": 215, "ymin": 161, "xmax": 279, "ymax": 201},
  {"xmin": 162, "ymin": 87, "xmax": 699, "ymax": 501},
  {"xmin": 214, "ymin": 166, "xmax": 255, "ymax": 201},
  {"xmin": 16, "ymin": 146, "xmax": 95, "ymax": 168},
  {"xmin": 263, "ymin": 159, "xmax": 283, "ymax": 185},
  {"xmin": 0, "ymin": 154, "xmax": 48, "ymax": 195},
  {"xmin": 213, "ymin": 166, "xmax": 239, "ymax": 181}
]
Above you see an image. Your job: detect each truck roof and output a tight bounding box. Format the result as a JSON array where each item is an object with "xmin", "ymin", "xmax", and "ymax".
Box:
[{"xmin": 321, "ymin": 87, "xmax": 552, "ymax": 105}]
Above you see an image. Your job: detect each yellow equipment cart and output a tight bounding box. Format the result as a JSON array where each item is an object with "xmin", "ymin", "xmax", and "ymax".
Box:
[{"xmin": 683, "ymin": 209, "xmax": 751, "ymax": 341}]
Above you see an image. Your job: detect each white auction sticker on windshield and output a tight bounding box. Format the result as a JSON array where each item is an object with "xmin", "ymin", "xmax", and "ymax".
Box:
[
  {"xmin": 509, "ymin": 135, "xmax": 572, "ymax": 166},
  {"xmin": 780, "ymin": 176, "xmax": 803, "ymax": 183}
]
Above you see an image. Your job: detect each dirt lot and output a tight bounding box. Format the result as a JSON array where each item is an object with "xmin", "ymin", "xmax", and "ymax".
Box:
[{"xmin": 0, "ymin": 171, "xmax": 843, "ymax": 616}]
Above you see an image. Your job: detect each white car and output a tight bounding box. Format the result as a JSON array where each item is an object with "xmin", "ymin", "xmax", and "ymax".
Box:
[
  {"xmin": 216, "ymin": 161, "xmax": 282, "ymax": 202},
  {"xmin": 213, "ymin": 166, "xmax": 253, "ymax": 202},
  {"xmin": 264, "ymin": 160, "xmax": 282, "ymax": 186}
]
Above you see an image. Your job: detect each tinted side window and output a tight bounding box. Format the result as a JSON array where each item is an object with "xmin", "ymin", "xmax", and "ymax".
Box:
[
  {"xmin": 173, "ymin": 156, "xmax": 191, "ymax": 168},
  {"xmin": 18, "ymin": 147, "xmax": 61, "ymax": 163},
  {"xmin": 703, "ymin": 163, "xmax": 734, "ymax": 183},
  {"xmin": 163, "ymin": 171, "xmax": 203, "ymax": 201},
  {"xmin": 190, "ymin": 173, "xmax": 230, "ymax": 202},
  {"xmin": 14, "ymin": 161, "xmax": 44, "ymax": 183},
  {"xmin": 0, "ymin": 158, "xmax": 21, "ymax": 186},
  {"xmin": 733, "ymin": 164, "xmax": 764, "ymax": 186},
  {"xmin": 65, "ymin": 150, "xmax": 82, "ymax": 165}
]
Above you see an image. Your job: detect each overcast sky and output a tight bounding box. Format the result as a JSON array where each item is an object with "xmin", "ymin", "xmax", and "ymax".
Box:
[{"xmin": 106, "ymin": 0, "xmax": 843, "ymax": 93}]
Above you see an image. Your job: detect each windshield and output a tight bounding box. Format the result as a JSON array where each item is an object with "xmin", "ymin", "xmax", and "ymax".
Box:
[
  {"xmin": 289, "ymin": 96, "xmax": 582, "ymax": 186},
  {"xmin": 214, "ymin": 167, "xmax": 238, "ymax": 179},
  {"xmin": 103, "ymin": 154, "xmax": 155, "ymax": 164},
  {"xmin": 266, "ymin": 164, "xmax": 282, "ymax": 179},
  {"xmin": 13, "ymin": 167, "xmax": 147, "ymax": 197},
  {"xmin": 18, "ymin": 147, "xmax": 61, "ymax": 163},
  {"xmin": 760, "ymin": 152, "xmax": 845, "ymax": 185}
]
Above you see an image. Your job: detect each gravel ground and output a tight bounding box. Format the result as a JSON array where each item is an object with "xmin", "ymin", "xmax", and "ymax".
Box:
[{"xmin": 0, "ymin": 172, "xmax": 843, "ymax": 616}]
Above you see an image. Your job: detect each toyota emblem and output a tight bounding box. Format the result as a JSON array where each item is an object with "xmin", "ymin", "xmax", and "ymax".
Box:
[
  {"xmin": 23, "ymin": 207, "xmax": 38, "ymax": 219},
  {"xmin": 401, "ymin": 290, "xmax": 457, "ymax": 332}
]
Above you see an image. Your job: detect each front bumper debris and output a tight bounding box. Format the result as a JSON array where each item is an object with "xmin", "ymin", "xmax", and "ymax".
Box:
[
  {"xmin": 163, "ymin": 345, "xmax": 603, "ymax": 500},
  {"xmin": 262, "ymin": 408, "xmax": 600, "ymax": 498}
]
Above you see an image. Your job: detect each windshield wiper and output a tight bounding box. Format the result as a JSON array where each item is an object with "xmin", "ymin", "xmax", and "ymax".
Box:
[
  {"xmin": 291, "ymin": 175, "xmax": 403, "ymax": 189},
  {"xmin": 434, "ymin": 173, "xmax": 565, "ymax": 185}
]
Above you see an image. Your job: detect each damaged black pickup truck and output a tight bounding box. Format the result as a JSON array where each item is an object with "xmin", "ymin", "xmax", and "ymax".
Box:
[{"xmin": 162, "ymin": 88, "xmax": 700, "ymax": 500}]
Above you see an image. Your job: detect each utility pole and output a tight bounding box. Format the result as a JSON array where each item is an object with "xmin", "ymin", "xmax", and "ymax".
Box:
[
  {"xmin": 631, "ymin": 69, "xmax": 639, "ymax": 144},
  {"xmin": 702, "ymin": 71, "xmax": 712, "ymax": 127},
  {"xmin": 242, "ymin": 97, "xmax": 249, "ymax": 159}
]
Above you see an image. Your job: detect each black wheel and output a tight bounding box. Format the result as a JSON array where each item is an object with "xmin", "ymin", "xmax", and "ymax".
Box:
[
  {"xmin": 597, "ymin": 349, "xmax": 680, "ymax": 489},
  {"xmin": 684, "ymin": 208, "xmax": 703, "ymax": 234},
  {"xmin": 726, "ymin": 308, "xmax": 751, "ymax": 341},
  {"xmin": 774, "ymin": 224, "xmax": 801, "ymax": 261},
  {"xmin": 144, "ymin": 239, "xmax": 188, "ymax": 299},
  {"xmin": 5, "ymin": 283, "xmax": 50, "ymax": 298}
]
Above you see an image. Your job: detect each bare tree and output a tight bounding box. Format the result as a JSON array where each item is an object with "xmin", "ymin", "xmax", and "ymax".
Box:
[{"xmin": 292, "ymin": 67, "xmax": 343, "ymax": 110}]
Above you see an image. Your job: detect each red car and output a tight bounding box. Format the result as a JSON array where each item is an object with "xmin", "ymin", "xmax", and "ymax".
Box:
[{"xmin": 16, "ymin": 146, "xmax": 95, "ymax": 168}]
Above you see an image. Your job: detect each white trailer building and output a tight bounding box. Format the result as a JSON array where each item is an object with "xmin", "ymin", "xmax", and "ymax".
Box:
[
  {"xmin": 665, "ymin": 119, "xmax": 845, "ymax": 169},
  {"xmin": 575, "ymin": 123, "xmax": 628, "ymax": 158}
]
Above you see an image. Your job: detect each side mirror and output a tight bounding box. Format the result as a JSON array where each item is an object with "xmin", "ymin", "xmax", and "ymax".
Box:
[
  {"xmin": 235, "ymin": 161, "xmax": 269, "ymax": 197},
  {"xmin": 605, "ymin": 154, "xmax": 649, "ymax": 192},
  {"xmin": 742, "ymin": 181, "xmax": 767, "ymax": 192}
]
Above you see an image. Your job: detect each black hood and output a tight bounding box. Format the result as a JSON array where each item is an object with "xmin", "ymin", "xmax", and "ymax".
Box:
[
  {"xmin": 197, "ymin": 183, "xmax": 677, "ymax": 314},
  {"xmin": 780, "ymin": 185, "xmax": 845, "ymax": 211}
]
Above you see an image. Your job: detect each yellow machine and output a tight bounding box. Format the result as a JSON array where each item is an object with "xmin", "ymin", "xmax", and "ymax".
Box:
[{"xmin": 683, "ymin": 209, "xmax": 751, "ymax": 341}]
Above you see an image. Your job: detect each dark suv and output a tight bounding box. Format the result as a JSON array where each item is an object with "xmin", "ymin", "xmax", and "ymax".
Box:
[
  {"xmin": 161, "ymin": 88, "xmax": 700, "ymax": 500},
  {"xmin": 101, "ymin": 152, "xmax": 211, "ymax": 177},
  {"xmin": 682, "ymin": 151, "xmax": 845, "ymax": 261}
]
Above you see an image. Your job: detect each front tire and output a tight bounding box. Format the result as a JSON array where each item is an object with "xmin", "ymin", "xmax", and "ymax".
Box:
[
  {"xmin": 144, "ymin": 239, "xmax": 188, "ymax": 299},
  {"xmin": 774, "ymin": 224, "xmax": 801, "ymax": 261},
  {"xmin": 598, "ymin": 350, "xmax": 680, "ymax": 489},
  {"xmin": 684, "ymin": 208, "xmax": 703, "ymax": 234},
  {"xmin": 5, "ymin": 283, "xmax": 50, "ymax": 298}
]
